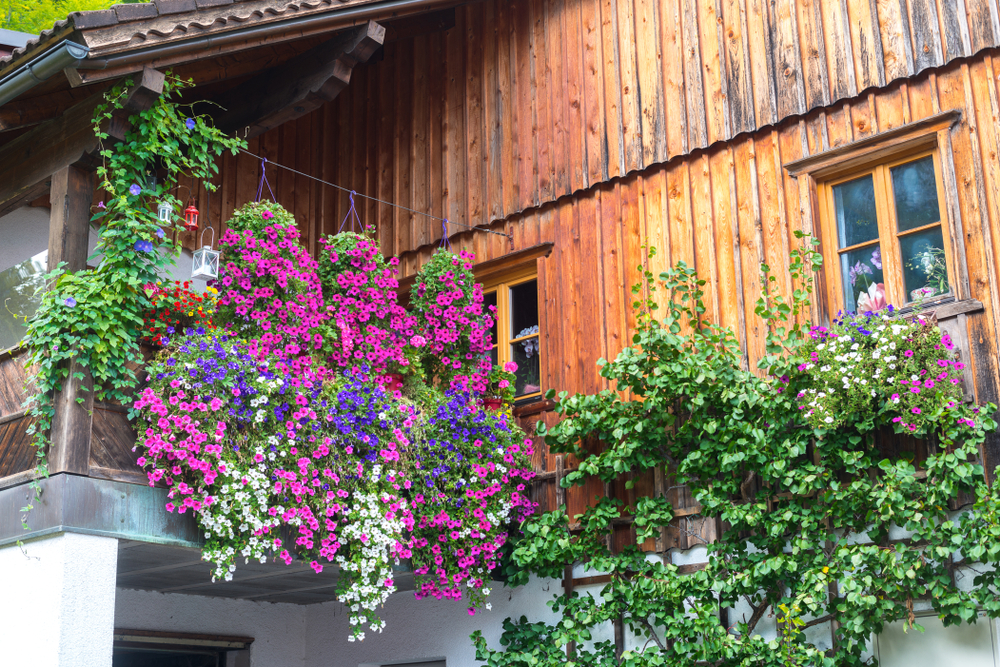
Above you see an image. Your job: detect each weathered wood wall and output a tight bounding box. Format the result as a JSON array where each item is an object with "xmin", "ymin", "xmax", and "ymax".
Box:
[
  {"xmin": 186, "ymin": 46, "xmax": 1000, "ymax": 517},
  {"xmin": 189, "ymin": 0, "xmax": 1000, "ymax": 257},
  {"xmin": 173, "ymin": 1, "xmax": 1000, "ymax": 526},
  {"xmin": 0, "ymin": 347, "xmax": 35, "ymax": 483}
]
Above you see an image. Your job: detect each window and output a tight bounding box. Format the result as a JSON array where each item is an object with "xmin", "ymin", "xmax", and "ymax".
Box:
[
  {"xmin": 480, "ymin": 266, "xmax": 541, "ymax": 402},
  {"xmin": 0, "ymin": 249, "xmax": 47, "ymax": 351},
  {"xmin": 819, "ymin": 150, "xmax": 954, "ymax": 312}
]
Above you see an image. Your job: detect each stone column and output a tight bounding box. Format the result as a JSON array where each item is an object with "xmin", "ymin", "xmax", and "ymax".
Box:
[{"xmin": 0, "ymin": 532, "xmax": 118, "ymax": 666}]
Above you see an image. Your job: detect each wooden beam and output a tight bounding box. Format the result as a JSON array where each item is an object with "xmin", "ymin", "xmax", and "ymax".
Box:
[
  {"xmin": 213, "ymin": 21, "xmax": 385, "ymax": 140},
  {"xmin": 0, "ymin": 67, "xmax": 165, "ymax": 213},
  {"xmin": 25, "ymin": 68, "xmax": 165, "ymax": 475},
  {"xmin": 47, "ymin": 164, "xmax": 96, "ymax": 475}
]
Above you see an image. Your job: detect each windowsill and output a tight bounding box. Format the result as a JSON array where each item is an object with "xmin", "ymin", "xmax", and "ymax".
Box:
[
  {"xmin": 894, "ymin": 296, "xmax": 984, "ymax": 320},
  {"xmin": 513, "ymin": 398, "xmax": 555, "ymax": 418}
]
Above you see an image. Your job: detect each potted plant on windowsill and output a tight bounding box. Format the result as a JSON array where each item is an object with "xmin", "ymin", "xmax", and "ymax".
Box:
[{"xmin": 482, "ymin": 361, "xmax": 517, "ymax": 410}]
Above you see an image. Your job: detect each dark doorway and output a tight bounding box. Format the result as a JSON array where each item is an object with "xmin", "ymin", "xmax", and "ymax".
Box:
[{"xmin": 113, "ymin": 647, "xmax": 225, "ymax": 667}]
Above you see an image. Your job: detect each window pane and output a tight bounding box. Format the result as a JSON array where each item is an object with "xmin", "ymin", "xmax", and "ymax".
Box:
[
  {"xmin": 489, "ymin": 347, "xmax": 498, "ymax": 367},
  {"xmin": 833, "ymin": 174, "xmax": 879, "ymax": 248},
  {"xmin": 510, "ymin": 279, "xmax": 538, "ymax": 339},
  {"xmin": 0, "ymin": 250, "xmax": 47, "ymax": 351},
  {"xmin": 901, "ymin": 226, "xmax": 950, "ymax": 301},
  {"xmin": 840, "ymin": 244, "xmax": 885, "ymax": 313},
  {"xmin": 891, "ymin": 156, "xmax": 940, "ymax": 232},
  {"xmin": 482, "ymin": 290, "xmax": 498, "ymax": 346},
  {"xmin": 511, "ymin": 335, "xmax": 540, "ymax": 396}
]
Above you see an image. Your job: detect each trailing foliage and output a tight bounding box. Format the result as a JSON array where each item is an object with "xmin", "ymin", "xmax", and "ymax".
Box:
[
  {"xmin": 23, "ymin": 77, "xmax": 242, "ymax": 479},
  {"xmin": 474, "ymin": 238, "xmax": 1000, "ymax": 666},
  {"xmin": 410, "ymin": 248, "xmax": 493, "ymax": 392},
  {"xmin": 134, "ymin": 203, "xmax": 536, "ymax": 641}
]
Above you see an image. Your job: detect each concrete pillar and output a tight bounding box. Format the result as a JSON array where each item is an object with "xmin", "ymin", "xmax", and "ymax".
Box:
[{"xmin": 0, "ymin": 532, "xmax": 118, "ymax": 666}]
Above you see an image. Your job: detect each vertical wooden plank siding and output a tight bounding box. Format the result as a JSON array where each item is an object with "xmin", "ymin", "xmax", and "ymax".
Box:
[
  {"xmin": 310, "ymin": 53, "xmax": 988, "ymax": 430},
  {"xmin": 190, "ymin": 7, "xmax": 1000, "ymax": 495},
  {"xmin": 185, "ymin": 0, "xmax": 1000, "ymax": 252}
]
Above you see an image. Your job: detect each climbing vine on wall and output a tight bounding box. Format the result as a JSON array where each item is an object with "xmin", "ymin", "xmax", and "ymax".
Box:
[
  {"xmin": 475, "ymin": 237, "xmax": 1000, "ymax": 666},
  {"xmin": 22, "ymin": 76, "xmax": 243, "ymax": 480}
]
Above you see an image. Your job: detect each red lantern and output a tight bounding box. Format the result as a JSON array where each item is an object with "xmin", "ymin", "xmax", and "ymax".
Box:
[{"xmin": 183, "ymin": 200, "xmax": 199, "ymax": 232}]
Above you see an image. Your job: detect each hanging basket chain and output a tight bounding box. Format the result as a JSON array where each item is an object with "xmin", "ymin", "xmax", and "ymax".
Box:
[{"xmin": 440, "ymin": 220, "xmax": 453, "ymax": 249}]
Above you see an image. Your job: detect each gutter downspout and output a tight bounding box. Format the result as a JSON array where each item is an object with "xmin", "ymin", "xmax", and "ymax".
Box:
[{"xmin": 0, "ymin": 41, "xmax": 89, "ymax": 107}]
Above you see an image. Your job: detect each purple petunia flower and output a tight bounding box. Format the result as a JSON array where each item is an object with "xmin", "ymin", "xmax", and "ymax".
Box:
[
  {"xmin": 129, "ymin": 183, "xmax": 142, "ymax": 196},
  {"xmin": 186, "ymin": 118, "xmax": 196, "ymax": 130},
  {"xmin": 64, "ymin": 297, "xmax": 76, "ymax": 308},
  {"xmin": 848, "ymin": 261, "xmax": 873, "ymax": 286},
  {"xmin": 262, "ymin": 210, "xmax": 274, "ymax": 221}
]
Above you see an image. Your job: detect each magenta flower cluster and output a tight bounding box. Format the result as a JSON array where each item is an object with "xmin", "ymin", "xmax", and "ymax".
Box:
[
  {"xmin": 318, "ymin": 232, "xmax": 418, "ymax": 380},
  {"xmin": 134, "ymin": 201, "xmax": 536, "ymax": 640},
  {"xmin": 410, "ymin": 249, "xmax": 493, "ymax": 392},
  {"xmin": 216, "ymin": 213, "xmax": 328, "ymax": 381}
]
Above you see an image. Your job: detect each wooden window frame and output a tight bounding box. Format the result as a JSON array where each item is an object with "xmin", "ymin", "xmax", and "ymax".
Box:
[
  {"xmin": 785, "ymin": 109, "xmax": 971, "ymax": 321},
  {"xmin": 481, "ymin": 264, "xmax": 542, "ymax": 403},
  {"xmin": 817, "ymin": 148, "xmax": 954, "ymax": 311}
]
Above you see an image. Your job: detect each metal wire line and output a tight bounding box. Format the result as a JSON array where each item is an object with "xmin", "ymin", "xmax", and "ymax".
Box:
[{"xmin": 238, "ymin": 148, "xmax": 511, "ymax": 239}]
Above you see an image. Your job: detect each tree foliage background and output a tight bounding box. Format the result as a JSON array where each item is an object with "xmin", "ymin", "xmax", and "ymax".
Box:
[{"xmin": 1, "ymin": 0, "xmax": 141, "ymax": 36}]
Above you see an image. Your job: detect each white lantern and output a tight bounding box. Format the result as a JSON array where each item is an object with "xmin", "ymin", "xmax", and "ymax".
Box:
[
  {"xmin": 158, "ymin": 200, "xmax": 173, "ymax": 222},
  {"xmin": 191, "ymin": 228, "xmax": 220, "ymax": 280}
]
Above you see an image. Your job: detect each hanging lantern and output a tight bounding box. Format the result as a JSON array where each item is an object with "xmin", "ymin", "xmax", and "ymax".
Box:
[
  {"xmin": 183, "ymin": 199, "xmax": 199, "ymax": 232},
  {"xmin": 157, "ymin": 200, "xmax": 173, "ymax": 222},
  {"xmin": 192, "ymin": 227, "xmax": 220, "ymax": 280}
]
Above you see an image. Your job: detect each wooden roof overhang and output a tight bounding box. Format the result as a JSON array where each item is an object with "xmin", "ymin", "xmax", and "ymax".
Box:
[{"xmin": 0, "ymin": 0, "xmax": 463, "ymax": 212}]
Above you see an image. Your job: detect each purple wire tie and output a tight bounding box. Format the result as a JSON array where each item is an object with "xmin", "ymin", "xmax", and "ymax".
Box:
[
  {"xmin": 339, "ymin": 190, "xmax": 362, "ymax": 233},
  {"xmin": 440, "ymin": 220, "xmax": 452, "ymax": 249},
  {"xmin": 256, "ymin": 157, "xmax": 276, "ymax": 203}
]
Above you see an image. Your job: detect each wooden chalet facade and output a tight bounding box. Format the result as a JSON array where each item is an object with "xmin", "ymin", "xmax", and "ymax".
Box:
[{"xmin": 1, "ymin": 0, "xmax": 1000, "ymax": 665}]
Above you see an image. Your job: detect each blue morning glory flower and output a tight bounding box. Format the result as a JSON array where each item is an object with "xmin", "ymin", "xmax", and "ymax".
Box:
[
  {"xmin": 134, "ymin": 240, "xmax": 153, "ymax": 252},
  {"xmin": 64, "ymin": 297, "xmax": 76, "ymax": 308},
  {"xmin": 155, "ymin": 227, "xmax": 165, "ymax": 239},
  {"xmin": 186, "ymin": 118, "xmax": 196, "ymax": 130},
  {"xmin": 129, "ymin": 184, "xmax": 142, "ymax": 196}
]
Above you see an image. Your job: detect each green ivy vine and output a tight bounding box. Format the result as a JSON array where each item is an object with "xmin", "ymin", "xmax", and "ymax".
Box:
[{"xmin": 22, "ymin": 76, "xmax": 244, "ymax": 486}]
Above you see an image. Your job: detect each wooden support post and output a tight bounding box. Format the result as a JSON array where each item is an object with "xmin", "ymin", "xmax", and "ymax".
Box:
[{"xmin": 47, "ymin": 164, "xmax": 96, "ymax": 475}]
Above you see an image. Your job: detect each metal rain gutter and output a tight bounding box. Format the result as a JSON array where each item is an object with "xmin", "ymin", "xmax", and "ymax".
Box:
[{"xmin": 0, "ymin": 40, "xmax": 89, "ymax": 107}]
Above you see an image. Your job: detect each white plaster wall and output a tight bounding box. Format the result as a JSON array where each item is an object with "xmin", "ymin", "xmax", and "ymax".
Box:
[
  {"xmin": 0, "ymin": 206, "xmax": 51, "ymax": 273},
  {"xmin": 305, "ymin": 576, "xmax": 561, "ymax": 667},
  {"xmin": 115, "ymin": 587, "xmax": 308, "ymax": 667},
  {"xmin": 0, "ymin": 533, "xmax": 119, "ymax": 667},
  {"xmin": 0, "ymin": 206, "xmax": 100, "ymax": 272}
]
